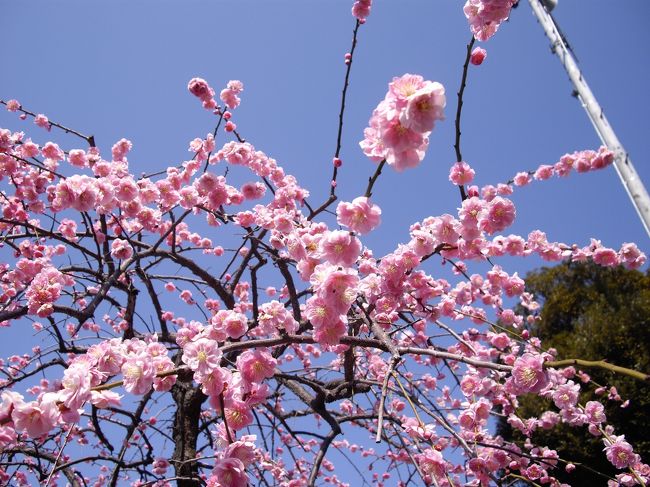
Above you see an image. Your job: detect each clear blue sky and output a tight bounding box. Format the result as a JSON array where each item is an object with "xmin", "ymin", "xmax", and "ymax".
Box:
[
  {"xmin": 1, "ymin": 0, "xmax": 649, "ymax": 259},
  {"xmin": 1, "ymin": 1, "xmax": 649, "ymax": 483}
]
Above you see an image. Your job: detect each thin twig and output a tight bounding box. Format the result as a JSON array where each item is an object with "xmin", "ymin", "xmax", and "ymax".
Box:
[
  {"xmin": 1, "ymin": 100, "xmax": 94, "ymax": 145},
  {"xmin": 365, "ymin": 159, "xmax": 386, "ymax": 198},
  {"xmin": 44, "ymin": 425, "xmax": 75, "ymax": 487},
  {"xmin": 330, "ymin": 19, "xmax": 361, "ymax": 196},
  {"xmin": 453, "ymin": 36, "xmax": 476, "ymax": 201}
]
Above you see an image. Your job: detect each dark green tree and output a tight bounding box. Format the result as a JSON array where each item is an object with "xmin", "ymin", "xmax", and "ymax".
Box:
[{"xmin": 497, "ymin": 261, "xmax": 650, "ymax": 486}]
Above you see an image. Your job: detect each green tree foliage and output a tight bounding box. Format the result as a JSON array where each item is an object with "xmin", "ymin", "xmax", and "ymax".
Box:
[{"xmin": 497, "ymin": 261, "xmax": 650, "ymax": 486}]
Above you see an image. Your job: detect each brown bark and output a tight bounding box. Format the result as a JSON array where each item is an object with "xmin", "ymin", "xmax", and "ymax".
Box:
[{"xmin": 171, "ymin": 366, "xmax": 207, "ymax": 486}]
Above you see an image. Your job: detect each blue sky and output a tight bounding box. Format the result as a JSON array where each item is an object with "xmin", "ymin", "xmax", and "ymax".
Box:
[
  {"xmin": 1, "ymin": 0, "xmax": 649, "ymax": 483},
  {"xmin": 2, "ymin": 0, "xmax": 649, "ymax": 259}
]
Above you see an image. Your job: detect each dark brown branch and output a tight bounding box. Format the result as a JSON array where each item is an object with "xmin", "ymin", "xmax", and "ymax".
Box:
[
  {"xmin": 0, "ymin": 305, "xmax": 28, "ymax": 323},
  {"xmin": 364, "ymin": 159, "xmax": 386, "ymax": 198},
  {"xmin": 0, "ymin": 100, "xmax": 94, "ymax": 145},
  {"xmin": 136, "ymin": 267, "xmax": 170, "ymax": 340},
  {"xmin": 91, "ymin": 406, "xmax": 115, "ymax": 452},
  {"xmin": 368, "ymin": 319, "xmax": 401, "ymax": 443},
  {"xmin": 150, "ymin": 250, "xmax": 234, "ymax": 309},
  {"xmin": 453, "ymin": 36, "xmax": 476, "ymax": 201},
  {"xmin": 307, "ymin": 194, "xmax": 337, "ymax": 221},
  {"xmin": 4, "ymin": 447, "xmax": 83, "ymax": 487},
  {"xmin": 329, "ymin": 19, "xmax": 361, "ymax": 197},
  {"xmin": 308, "ymin": 429, "xmax": 339, "ymax": 487},
  {"xmin": 273, "ymin": 254, "xmax": 301, "ymax": 322},
  {"xmin": 122, "ymin": 278, "xmax": 138, "ymax": 340}
]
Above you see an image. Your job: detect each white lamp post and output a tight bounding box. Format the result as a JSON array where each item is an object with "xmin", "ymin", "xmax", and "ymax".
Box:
[{"xmin": 529, "ymin": 0, "xmax": 650, "ymax": 237}]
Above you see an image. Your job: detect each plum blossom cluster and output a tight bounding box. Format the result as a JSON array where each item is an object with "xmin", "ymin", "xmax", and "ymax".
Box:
[
  {"xmin": 505, "ymin": 352, "xmax": 650, "ymax": 486},
  {"xmin": 0, "ymin": 1, "xmax": 648, "ymax": 484},
  {"xmin": 220, "ymin": 80, "xmax": 244, "ymax": 110},
  {"xmin": 188, "ymin": 77, "xmax": 217, "ymax": 110},
  {"xmin": 360, "ymin": 73, "xmax": 446, "ymax": 171},
  {"xmin": 502, "ymin": 146, "xmax": 615, "ymax": 194},
  {"xmin": 445, "ymin": 154, "xmax": 646, "ymax": 269},
  {"xmin": 207, "ymin": 435, "xmax": 259, "ymax": 487},
  {"xmin": 24, "ymin": 265, "xmax": 73, "ymax": 317},
  {"xmin": 351, "ymin": 0, "xmax": 372, "ymax": 21},
  {"xmin": 0, "ymin": 336, "xmax": 174, "ymax": 447},
  {"xmin": 188, "ymin": 78, "xmax": 245, "ymax": 113},
  {"xmin": 174, "ymin": 310, "xmax": 281, "ymax": 433},
  {"xmin": 464, "ymin": 0, "xmax": 518, "ymax": 41},
  {"xmin": 1, "ymin": 83, "xmax": 648, "ymax": 486}
]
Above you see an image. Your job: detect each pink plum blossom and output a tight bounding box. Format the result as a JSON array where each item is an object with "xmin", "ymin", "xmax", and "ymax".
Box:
[
  {"xmin": 464, "ymin": 0, "xmax": 517, "ymax": 41},
  {"xmin": 236, "ymin": 349, "xmax": 276, "ymax": 385},
  {"xmin": 182, "ymin": 338, "xmax": 222, "ymax": 376},
  {"xmin": 34, "ymin": 114, "xmax": 51, "ymax": 130},
  {"xmin": 224, "ymin": 399, "xmax": 254, "ymax": 431},
  {"xmin": 360, "ymin": 74, "xmax": 445, "ymax": 171},
  {"xmin": 188, "ymin": 77, "xmax": 215, "ymax": 102},
  {"xmin": 25, "ymin": 266, "xmax": 72, "ymax": 317},
  {"xmin": 5, "ymin": 99, "xmax": 20, "ymax": 111},
  {"xmin": 399, "ymin": 81, "xmax": 446, "ymax": 133},
  {"xmin": 470, "ymin": 46, "xmax": 487, "ymax": 65},
  {"xmin": 604, "ymin": 435, "xmax": 637, "ymax": 469},
  {"xmin": 336, "ymin": 197, "xmax": 381, "ymax": 234},
  {"xmin": 318, "ymin": 230, "xmax": 362, "ymax": 266},
  {"xmin": 220, "ymin": 80, "xmax": 244, "ymax": 109},
  {"xmin": 12, "ymin": 395, "xmax": 60, "ymax": 438},
  {"xmin": 121, "ymin": 355, "xmax": 156, "ymax": 395},
  {"xmin": 449, "ymin": 161, "xmax": 475, "ymax": 186},
  {"xmin": 209, "ymin": 458, "xmax": 249, "ymax": 487},
  {"xmin": 552, "ymin": 381, "xmax": 580, "ymax": 409},
  {"xmin": 110, "ymin": 239, "xmax": 133, "ymax": 260},
  {"xmin": 478, "ymin": 196, "xmax": 516, "ymax": 234},
  {"xmin": 512, "ymin": 353, "xmax": 549, "ymax": 394},
  {"xmin": 352, "ymin": 0, "xmax": 372, "ymax": 20}
]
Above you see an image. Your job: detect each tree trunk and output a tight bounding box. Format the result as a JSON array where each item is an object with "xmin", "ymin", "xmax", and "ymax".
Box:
[{"xmin": 171, "ymin": 366, "xmax": 207, "ymax": 486}]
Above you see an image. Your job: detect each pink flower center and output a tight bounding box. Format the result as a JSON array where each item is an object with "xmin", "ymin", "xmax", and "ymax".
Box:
[
  {"xmin": 521, "ymin": 367, "xmax": 536, "ymax": 386},
  {"xmin": 125, "ymin": 365, "xmax": 142, "ymax": 379}
]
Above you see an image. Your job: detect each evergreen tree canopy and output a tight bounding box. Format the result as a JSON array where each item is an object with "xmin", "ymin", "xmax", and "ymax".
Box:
[{"xmin": 498, "ymin": 261, "xmax": 650, "ymax": 486}]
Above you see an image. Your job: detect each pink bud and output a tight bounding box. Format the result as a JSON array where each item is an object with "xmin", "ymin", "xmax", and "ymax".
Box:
[
  {"xmin": 223, "ymin": 111, "xmax": 232, "ymax": 120},
  {"xmin": 470, "ymin": 47, "xmax": 487, "ymax": 66},
  {"xmin": 225, "ymin": 121, "xmax": 236, "ymax": 132},
  {"xmin": 333, "ymin": 157, "xmax": 342, "ymax": 167}
]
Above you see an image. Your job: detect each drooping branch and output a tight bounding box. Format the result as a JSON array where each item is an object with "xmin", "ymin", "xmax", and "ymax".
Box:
[
  {"xmin": 545, "ymin": 358, "xmax": 650, "ymax": 383},
  {"xmin": 108, "ymin": 390, "xmax": 154, "ymax": 487}
]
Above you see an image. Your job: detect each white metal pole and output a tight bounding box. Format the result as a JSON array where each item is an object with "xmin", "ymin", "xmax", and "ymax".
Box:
[{"xmin": 529, "ymin": 0, "xmax": 650, "ymax": 238}]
